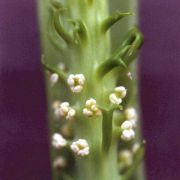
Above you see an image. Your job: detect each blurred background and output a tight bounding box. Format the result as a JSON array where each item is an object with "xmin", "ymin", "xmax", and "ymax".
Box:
[{"xmin": 0, "ymin": 0, "xmax": 180, "ymax": 180}]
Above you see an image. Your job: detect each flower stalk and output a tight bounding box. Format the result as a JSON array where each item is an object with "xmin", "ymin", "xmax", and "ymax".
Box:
[{"xmin": 38, "ymin": 0, "xmax": 145, "ymax": 180}]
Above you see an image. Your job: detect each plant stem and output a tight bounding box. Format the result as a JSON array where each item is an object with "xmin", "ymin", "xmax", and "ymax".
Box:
[{"xmin": 37, "ymin": 0, "xmax": 145, "ymax": 180}]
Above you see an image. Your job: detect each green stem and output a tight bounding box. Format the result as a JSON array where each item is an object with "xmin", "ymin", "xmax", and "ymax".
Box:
[{"xmin": 37, "ymin": 0, "xmax": 145, "ymax": 180}]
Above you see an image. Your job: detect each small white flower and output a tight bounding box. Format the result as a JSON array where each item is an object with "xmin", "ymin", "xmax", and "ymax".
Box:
[
  {"xmin": 56, "ymin": 102, "xmax": 76, "ymax": 120},
  {"xmin": 121, "ymin": 129, "xmax": 135, "ymax": 141},
  {"xmin": 119, "ymin": 150, "xmax": 133, "ymax": 167},
  {"xmin": 70, "ymin": 139, "xmax": 89, "ymax": 157},
  {"xmin": 53, "ymin": 156, "xmax": 66, "ymax": 169},
  {"xmin": 52, "ymin": 133, "xmax": 67, "ymax": 149},
  {"xmin": 115, "ymin": 86, "xmax": 127, "ymax": 99},
  {"xmin": 121, "ymin": 120, "xmax": 134, "ymax": 130},
  {"xmin": 67, "ymin": 74, "xmax": 85, "ymax": 93},
  {"xmin": 50, "ymin": 73, "xmax": 59, "ymax": 86},
  {"xmin": 83, "ymin": 98, "xmax": 102, "ymax": 117},
  {"xmin": 125, "ymin": 108, "xmax": 137, "ymax": 120},
  {"xmin": 109, "ymin": 86, "xmax": 127, "ymax": 105},
  {"xmin": 109, "ymin": 93, "xmax": 122, "ymax": 105}
]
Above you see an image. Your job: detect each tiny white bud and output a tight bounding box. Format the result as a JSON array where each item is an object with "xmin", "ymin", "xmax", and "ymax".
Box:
[
  {"xmin": 121, "ymin": 120, "xmax": 133, "ymax": 130},
  {"xmin": 61, "ymin": 124, "xmax": 74, "ymax": 138},
  {"xmin": 66, "ymin": 108, "xmax": 76, "ymax": 120},
  {"xmin": 83, "ymin": 108, "xmax": 93, "ymax": 116},
  {"xmin": 83, "ymin": 98, "xmax": 102, "ymax": 117},
  {"xmin": 121, "ymin": 129, "xmax": 135, "ymax": 141},
  {"xmin": 127, "ymin": 72, "xmax": 133, "ymax": 80},
  {"xmin": 58, "ymin": 62, "xmax": 66, "ymax": 71},
  {"xmin": 125, "ymin": 108, "xmax": 137, "ymax": 120},
  {"xmin": 67, "ymin": 74, "xmax": 85, "ymax": 93},
  {"xmin": 55, "ymin": 102, "xmax": 76, "ymax": 120},
  {"xmin": 132, "ymin": 143, "xmax": 140, "ymax": 153},
  {"xmin": 50, "ymin": 73, "xmax": 59, "ymax": 86},
  {"xmin": 71, "ymin": 85, "xmax": 83, "ymax": 93},
  {"xmin": 115, "ymin": 86, "xmax": 127, "ymax": 99},
  {"xmin": 109, "ymin": 93, "xmax": 122, "ymax": 105},
  {"xmin": 129, "ymin": 119, "xmax": 137, "ymax": 128},
  {"xmin": 53, "ymin": 156, "xmax": 66, "ymax": 169},
  {"xmin": 70, "ymin": 139, "xmax": 89, "ymax": 157},
  {"xmin": 52, "ymin": 100, "xmax": 61, "ymax": 110},
  {"xmin": 119, "ymin": 150, "xmax": 133, "ymax": 167},
  {"xmin": 52, "ymin": 133, "xmax": 67, "ymax": 149}
]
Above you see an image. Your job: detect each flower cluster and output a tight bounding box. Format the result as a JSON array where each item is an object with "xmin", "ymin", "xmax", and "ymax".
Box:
[
  {"xmin": 70, "ymin": 139, "xmax": 90, "ymax": 157},
  {"xmin": 52, "ymin": 133, "xmax": 67, "ymax": 149},
  {"xmin": 120, "ymin": 107, "xmax": 138, "ymax": 141},
  {"xmin": 83, "ymin": 98, "xmax": 102, "ymax": 117},
  {"xmin": 55, "ymin": 102, "xmax": 76, "ymax": 120},
  {"xmin": 67, "ymin": 74, "xmax": 85, "ymax": 93},
  {"xmin": 109, "ymin": 86, "xmax": 127, "ymax": 105}
]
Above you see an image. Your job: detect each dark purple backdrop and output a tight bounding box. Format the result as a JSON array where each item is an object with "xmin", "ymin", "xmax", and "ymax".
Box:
[{"xmin": 0, "ymin": 0, "xmax": 179, "ymax": 180}]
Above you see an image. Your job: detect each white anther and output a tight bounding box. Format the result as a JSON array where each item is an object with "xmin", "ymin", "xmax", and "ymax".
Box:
[
  {"xmin": 52, "ymin": 133, "xmax": 67, "ymax": 149},
  {"xmin": 70, "ymin": 139, "xmax": 89, "ymax": 157},
  {"xmin": 121, "ymin": 129, "xmax": 135, "ymax": 141},
  {"xmin": 67, "ymin": 74, "xmax": 85, "ymax": 93},
  {"xmin": 83, "ymin": 98, "xmax": 102, "ymax": 117}
]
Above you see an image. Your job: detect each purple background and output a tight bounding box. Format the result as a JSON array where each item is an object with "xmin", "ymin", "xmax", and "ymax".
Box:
[{"xmin": 0, "ymin": 0, "xmax": 180, "ymax": 180}]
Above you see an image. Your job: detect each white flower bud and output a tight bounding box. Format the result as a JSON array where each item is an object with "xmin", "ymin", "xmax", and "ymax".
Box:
[
  {"xmin": 52, "ymin": 133, "xmax": 67, "ymax": 149},
  {"xmin": 50, "ymin": 73, "xmax": 59, "ymax": 86},
  {"xmin": 125, "ymin": 108, "xmax": 137, "ymax": 120},
  {"xmin": 121, "ymin": 120, "xmax": 133, "ymax": 130},
  {"xmin": 129, "ymin": 119, "xmax": 137, "ymax": 128},
  {"xmin": 109, "ymin": 93, "xmax": 122, "ymax": 105},
  {"xmin": 55, "ymin": 102, "xmax": 76, "ymax": 120},
  {"xmin": 58, "ymin": 62, "xmax": 66, "ymax": 71},
  {"xmin": 109, "ymin": 86, "xmax": 127, "ymax": 105},
  {"xmin": 115, "ymin": 86, "xmax": 127, "ymax": 99},
  {"xmin": 52, "ymin": 100, "xmax": 61, "ymax": 110},
  {"xmin": 119, "ymin": 150, "xmax": 133, "ymax": 167},
  {"xmin": 53, "ymin": 156, "xmax": 66, "ymax": 169},
  {"xmin": 83, "ymin": 98, "xmax": 102, "ymax": 117},
  {"xmin": 67, "ymin": 74, "xmax": 85, "ymax": 93},
  {"xmin": 70, "ymin": 139, "xmax": 89, "ymax": 157},
  {"xmin": 121, "ymin": 129, "xmax": 135, "ymax": 141},
  {"xmin": 132, "ymin": 143, "xmax": 140, "ymax": 153}
]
